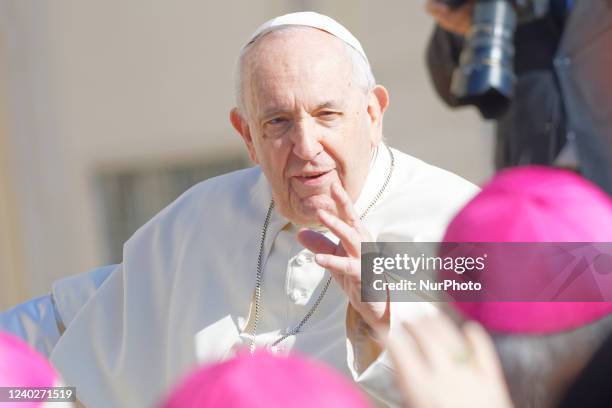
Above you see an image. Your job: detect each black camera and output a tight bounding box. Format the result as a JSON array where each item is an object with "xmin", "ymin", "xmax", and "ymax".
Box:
[{"xmin": 440, "ymin": 0, "xmax": 549, "ymax": 116}]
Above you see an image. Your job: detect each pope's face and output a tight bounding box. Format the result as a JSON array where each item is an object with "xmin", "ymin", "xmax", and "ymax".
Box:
[{"xmin": 232, "ymin": 28, "xmax": 387, "ymax": 226}]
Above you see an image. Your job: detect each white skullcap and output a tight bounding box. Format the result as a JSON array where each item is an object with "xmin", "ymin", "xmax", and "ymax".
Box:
[{"xmin": 244, "ymin": 11, "xmax": 370, "ymax": 66}]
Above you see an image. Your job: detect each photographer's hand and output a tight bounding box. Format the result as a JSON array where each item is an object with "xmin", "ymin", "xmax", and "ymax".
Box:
[{"xmin": 426, "ymin": 0, "xmax": 474, "ymax": 36}]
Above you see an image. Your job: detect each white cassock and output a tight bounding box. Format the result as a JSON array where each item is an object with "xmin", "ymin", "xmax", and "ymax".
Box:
[{"xmin": 0, "ymin": 144, "xmax": 478, "ymax": 408}]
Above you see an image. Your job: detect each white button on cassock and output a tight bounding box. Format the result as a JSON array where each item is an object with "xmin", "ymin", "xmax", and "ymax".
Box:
[
  {"xmin": 289, "ymin": 288, "xmax": 309, "ymax": 303},
  {"xmin": 295, "ymin": 254, "xmax": 306, "ymax": 266},
  {"xmin": 289, "ymin": 289, "xmax": 300, "ymax": 302}
]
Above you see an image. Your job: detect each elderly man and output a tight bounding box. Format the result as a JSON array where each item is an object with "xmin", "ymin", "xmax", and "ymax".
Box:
[{"xmin": 0, "ymin": 12, "xmax": 477, "ymax": 408}]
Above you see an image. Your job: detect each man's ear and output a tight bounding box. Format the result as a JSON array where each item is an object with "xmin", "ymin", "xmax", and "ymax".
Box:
[
  {"xmin": 230, "ymin": 108, "xmax": 259, "ymax": 164},
  {"xmin": 366, "ymin": 85, "xmax": 389, "ymax": 146},
  {"xmin": 367, "ymin": 86, "xmax": 389, "ymax": 127}
]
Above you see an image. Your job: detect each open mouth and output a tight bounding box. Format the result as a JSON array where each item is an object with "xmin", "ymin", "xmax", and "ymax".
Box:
[
  {"xmin": 303, "ymin": 172, "xmax": 327, "ymax": 179},
  {"xmin": 294, "ymin": 170, "xmax": 332, "ymax": 184}
]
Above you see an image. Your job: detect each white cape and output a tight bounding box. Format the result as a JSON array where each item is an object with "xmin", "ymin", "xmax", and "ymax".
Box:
[{"xmin": 41, "ymin": 146, "xmax": 478, "ymax": 407}]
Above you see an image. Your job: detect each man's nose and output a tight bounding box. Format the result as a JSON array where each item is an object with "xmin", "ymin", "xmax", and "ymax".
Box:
[{"xmin": 291, "ymin": 119, "xmax": 323, "ymax": 160}]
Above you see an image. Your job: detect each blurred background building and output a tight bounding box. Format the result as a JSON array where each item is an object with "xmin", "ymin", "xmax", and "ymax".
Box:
[{"xmin": 0, "ymin": 0, "xmax": 493, "ymax": 309}]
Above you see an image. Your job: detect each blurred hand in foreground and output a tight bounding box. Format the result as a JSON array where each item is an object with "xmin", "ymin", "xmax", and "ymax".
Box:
[{"xmin": 387, "ymin": 312, "xmax": 513, "ymax": 408}]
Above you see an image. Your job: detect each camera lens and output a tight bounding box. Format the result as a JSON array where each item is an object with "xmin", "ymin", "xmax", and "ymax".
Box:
[{"xmin": 451, "ymin": 0, "xmax": 517, "ymax": 116}]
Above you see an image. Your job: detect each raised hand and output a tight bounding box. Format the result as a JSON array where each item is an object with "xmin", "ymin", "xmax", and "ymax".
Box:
[{"xmin": 297, "ymin": 182, "xmax": 390, "ymax": 333}]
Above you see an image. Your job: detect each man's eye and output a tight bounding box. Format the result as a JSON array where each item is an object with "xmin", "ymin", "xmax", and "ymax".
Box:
[
  {"xmin": 318, "ymin": 111, "xmax": 340, "ymax": 118},
  {"xmin": 267, "ymin": 117, "xmax": 288, "ymax": 125}
]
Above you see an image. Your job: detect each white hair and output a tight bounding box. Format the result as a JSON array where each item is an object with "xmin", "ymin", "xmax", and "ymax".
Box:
[
  {"xmin": 234, "ymin": 25, "xmax": 376, "ymax": 115},
  {"xmin": 493, "ymin": 314, "xmax": 612, "ymax": 408}
]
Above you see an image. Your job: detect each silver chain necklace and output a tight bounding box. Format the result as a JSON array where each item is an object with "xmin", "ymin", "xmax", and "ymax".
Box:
[{"xmin": 248, "ymin": 145, "xmax": 395, "ymax": 354}]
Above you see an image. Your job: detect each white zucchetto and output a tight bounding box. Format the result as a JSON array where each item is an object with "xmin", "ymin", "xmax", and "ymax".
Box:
[{"xmin": 244, "ymin": 11, "xmax": 370, "ymax": 66}]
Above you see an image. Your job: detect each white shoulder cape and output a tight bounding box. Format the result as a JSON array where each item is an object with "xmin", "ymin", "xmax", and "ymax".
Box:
[{"xmin": 48, "ymin": 145, "xmax": 478, "ymax": 407}]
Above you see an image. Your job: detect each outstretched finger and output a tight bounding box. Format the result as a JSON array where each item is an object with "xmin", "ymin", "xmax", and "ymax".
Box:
[
  {"xmin": 317, "ymin": 209, "xmax": 361, "ymax": 258},
  {"xmin": 330, "ymin": 182, "xmax": 360, "ymax": 227},
  {"xmin": 315, "ymin": 253, "xmax": 360, "ymax": 280}
]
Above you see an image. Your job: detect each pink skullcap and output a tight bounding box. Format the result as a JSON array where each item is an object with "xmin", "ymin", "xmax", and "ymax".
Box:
[
  {"xmin": 0, "ymin": 331, "xmax": 60, "ymax": 408},
  {"xmin": 442, "ymin": 166, "xmax": 612, "ymax": 334},
  {"xmin": 160, "ymin": 351, "xmax": 372, "ymax": 408}
]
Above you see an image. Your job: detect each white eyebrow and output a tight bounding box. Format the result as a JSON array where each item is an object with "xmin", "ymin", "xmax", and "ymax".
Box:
[{"xmin": 261, "ymin": 100, "xmax": 344, "ymax": 119}]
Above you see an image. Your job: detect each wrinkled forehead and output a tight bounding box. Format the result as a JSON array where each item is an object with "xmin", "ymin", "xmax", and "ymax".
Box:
[
  {"xmin": 244, "ymin": 27, "xmax": 350, "ymax": 75},
  {"xmin": 241, "ymin": 28, "xmax": 355, "ymax": 113}
]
